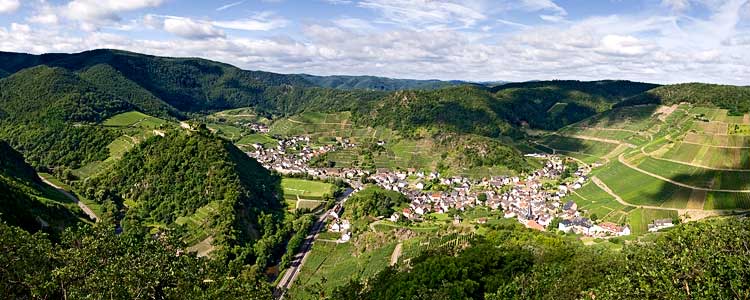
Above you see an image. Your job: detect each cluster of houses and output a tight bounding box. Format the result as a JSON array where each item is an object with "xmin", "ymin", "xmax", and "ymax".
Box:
[
  {"xmin": 248, "ymin": 123, "xmax": 269, "ymax": 133},
  {"xmin": 325, "ymin": 204, "xmax": 352, "ymax": 242},
  {"xmin": 244, "ymin": 131, "xmax": 634, "ymax": 238},
  {"xmin": 246, "ymin": 136, "xmax": 356, "ymax": 176}
]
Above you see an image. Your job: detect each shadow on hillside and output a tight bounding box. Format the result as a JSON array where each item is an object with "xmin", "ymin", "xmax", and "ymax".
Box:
[{"xmin": 652, "ymin": 137, "xmax": 750, "ymax": 210}]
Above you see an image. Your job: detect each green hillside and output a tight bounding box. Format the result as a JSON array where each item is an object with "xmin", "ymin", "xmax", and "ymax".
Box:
[
  {"xmin": 0, "ymin": 141, "xmax": 83, "ymax": 233},
  {"xmin": 0, "ymin": 65, "xmax": 131, "ymax": 122},
  {"xmin": 616, "ymin": 83, "xmax": 750, "ymax": 115},
  {"xmin": 330, "ymin": 217, "xmax": 750, "ymax": 300},
  {"xmin": 81, "ymin": 130, "xmax": 284, "ymax": 252},
  {"xmin": 79, "ymin": 64, "xmax": 182, "ymax": 119}
]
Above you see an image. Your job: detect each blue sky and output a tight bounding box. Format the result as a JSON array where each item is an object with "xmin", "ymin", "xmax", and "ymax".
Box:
[{"xmin": 0, "ymin": 0, "xmax": 749, "ymax": 84}]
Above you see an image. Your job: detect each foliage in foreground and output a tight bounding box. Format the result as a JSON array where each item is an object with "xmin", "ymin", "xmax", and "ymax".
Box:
[
  {"xmin": 0, "ymin": 221, "xmax": 273, "ymax": 299},
  {"xmin": 331, "ymin": 217, "xmax": 750, "ymax": 299}
]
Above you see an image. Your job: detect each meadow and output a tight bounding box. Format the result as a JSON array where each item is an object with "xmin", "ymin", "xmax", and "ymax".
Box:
[
  {"xmin": 282, "ymin": 179, "xmax": 334, "ymax": 200},
  {"xmin": 102, "ymin": 111, "xmax": 168, "ymax": 129}
]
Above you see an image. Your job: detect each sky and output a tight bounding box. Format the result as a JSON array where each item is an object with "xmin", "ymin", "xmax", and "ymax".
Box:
[{"xmin": 0, "ymin": 0, "xmax": 749, "ymax": 84}]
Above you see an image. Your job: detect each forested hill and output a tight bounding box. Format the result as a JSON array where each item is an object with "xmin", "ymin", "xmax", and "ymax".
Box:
[
  {"xmin": 355, "ymin": 80, "xmax": 657, "ymax": 135},
  {"xmin": 0, "ymin": 65, "xmax": 131, "ymax": 122},
  {"xmin": 298, "ymin": 74, "xmax": 472, "ymax": 91},
  {"xmin": 0, "ymin": 141, "xmax": 82, "ymax": 233},
  {"xmin": 0, "ymin": 49, "xmax": 382, "ymax": 118},
  {"xmin": 615, "ymin": 83, "xmax": 750, "ymax": 115},
  {"xmin": 81, "ymin": 129, "xmax": 285, "ymax": 254}
]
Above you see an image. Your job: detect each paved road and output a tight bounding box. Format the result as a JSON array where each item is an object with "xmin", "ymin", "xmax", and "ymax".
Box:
[
  {"xmin": 274, "ymin": 188, "xmax": 354, "ymax": 299},
  {"xmin": 40, "ymin": 176, "xmax": 99, "ymax": 222}
]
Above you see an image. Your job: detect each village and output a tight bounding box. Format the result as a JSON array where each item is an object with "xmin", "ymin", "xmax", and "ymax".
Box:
[{"xmin": 244, "ymin": 132, "xmax": 656, "ymax": 239}]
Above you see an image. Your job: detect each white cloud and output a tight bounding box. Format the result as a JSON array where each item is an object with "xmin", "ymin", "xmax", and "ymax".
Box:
[
  {"xmin": 519, "ymin": 0, "xmax": 567, "ymax": 15},
  {"xmin": 212, "ymin": 12, "xmax": 288, "ymax": 31},
  {"xmin": 662, "ymin": 0, "xmax": 692, "ymax": 11},
  {"xmin": 27, "ymin": 1, "xmax": 58, "ymax": 25},
  {"xmin": 0, "ymin": 0, "xmax": 19, "ymax": 13},
  {"xmin": 332, "ymin": 17, "xmax": 375, "ymax": 31},
  {"xmin": 64, "ymin": 0, "xmax": 164, "ymax": 23},
  {"xmin": 216, "ymin": 1, "xmax": 244, "ymax": 11},
  {"xmin": 162, "ymin": 17, "xmax": 225, "ymax": 40},
  {"xmin": 598, "ymin": 35, "xmax": 651, "ymax": 56},
  {"xmin": 358, "ymin": 0, "xmax": 486, "ymax": 29},
  {"xmin": 323, "ymin": 0, "xmax": 352, "ymax": 4}
]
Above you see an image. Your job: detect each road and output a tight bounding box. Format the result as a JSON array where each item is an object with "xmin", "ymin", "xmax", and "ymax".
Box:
[
  {"xmin": 274, "ymin": 187, "xmax": 354, "ymax": 299},
  {"xmin": 40, "ymin": 176, "xmax": 99, "ymax": 222}
]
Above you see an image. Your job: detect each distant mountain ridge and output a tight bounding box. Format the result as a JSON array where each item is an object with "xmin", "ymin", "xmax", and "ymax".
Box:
[{"xmin": 297, "ymin": 74, "xmax": 475, "ymax": 91}]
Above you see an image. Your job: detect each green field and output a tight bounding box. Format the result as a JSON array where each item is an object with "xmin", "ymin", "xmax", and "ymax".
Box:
[
  {"xmin": 704, "ymin": 191, "xmax": 750, "ymax": 210},
  {"xmin": 635, "ymin": 156, "xmax": 750, "ymax": 190},
  {"xmin": 289, "ymin": 241, "xmax": 395, "ymax": 299},
  {"xmin": 575, "ymin": 105, "xmax": 661, "ymax": 132},
  {"xmin": 282, "ymin": 179, "xmax": 334, "ymax": 201},
  {"xmin": 627, "ymin": 208, "xmax": 678, "ymax": 234},
  {"xmin": 569, "ymin": 183, "xmax": 629, "ymax": 224},
  {"xmin": 237, "ymin": 134, "xmax": 277, "ymax": 148},
  {"xmin": 103, "ymin": 111, "xmax": 168, "ymax": 128},
  {"xmin": 594, "ymin": 161, "xmax": 689, "ymax": 207},
  {"xmin": 206, "ymin": 123, "xmax": 244, "ymax": 141}
]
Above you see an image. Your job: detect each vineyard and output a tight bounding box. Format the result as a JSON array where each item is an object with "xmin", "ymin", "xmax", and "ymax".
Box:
[{"xmin": 398, "ymin": 232, "xmax": 475, "ymax": 264}]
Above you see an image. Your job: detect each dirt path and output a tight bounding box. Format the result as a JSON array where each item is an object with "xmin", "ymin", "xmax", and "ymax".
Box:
[
  {"xmin": 648, "ymin": 155, "xmax": 750, "ymax": 172},
  {"xmin": 561, "ymin": 134, "xmax": 636, "ymax": 148},
  {"xmin": 390, "ymin": 243, "xmax": 403, "ymax": 266},
  {"xmin": 680, "ymin": 141, "xmax": 750, "ymax": 149},
  {"xmin": 591, "ymin": 176, "xmax": 746, "ymax": 217},
  {"xmin": 40, "ymin": 177, "xmax": 99, "ymax": 222},
  {"xmin": 591, "ymin": 176, "xmax": 631, "ymax": 207},
  {"xmin": 574, "ymin": 126, "xmax": 642, "ymax": 134}
]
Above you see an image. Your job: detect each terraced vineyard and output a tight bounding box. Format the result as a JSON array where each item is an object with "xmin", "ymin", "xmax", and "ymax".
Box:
[
  {"xmin": 549, "ymin": 104, "xmax": 750, "ymax": 233},
  {"xmin": 289, "ymin": 240, "xmax": 396, "ymax": 300},
  {"xmin": 398, "ymin": 232, "xmax": 475, "ymax": 264},
  {"xmin": 73, "ymin": 111, "xmax": 174, "ymax": 179}
]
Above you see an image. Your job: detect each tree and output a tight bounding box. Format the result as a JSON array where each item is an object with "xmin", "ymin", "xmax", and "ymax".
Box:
[{"xmin": 477, "ymin": 193, "xmax": 488, "ymax": 203}]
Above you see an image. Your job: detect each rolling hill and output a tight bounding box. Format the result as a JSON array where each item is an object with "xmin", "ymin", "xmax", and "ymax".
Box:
[
  {"xmin": 616, "ymin": 83, "xmax": 750, "ymax": 115},
  {"xmin": 80, "ymin": 129, "xmax": 284, "ymax": 254}
]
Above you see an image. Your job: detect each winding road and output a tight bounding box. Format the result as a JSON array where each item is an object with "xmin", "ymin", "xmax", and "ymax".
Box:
[
  {"xmin": 40, "ymin": 176, "xmax": 99, "ymax": 222},
  {"xmin": 274, "ymin": 188, "xmax": 354, "ymax": 299}
]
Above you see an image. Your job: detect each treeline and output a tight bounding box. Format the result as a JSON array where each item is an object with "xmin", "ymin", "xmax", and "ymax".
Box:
[
  {"xmin": 330, "ymin": 217, "xmax": 750, "ymax": 299},
  {"xmin": 0, "ymin": 221, "xmax": 274, "ymax": 299},
  {"xmin": 616, "ymin": 83, "xmax": 750, "ymax": 115},
  {"xmin": 343, "ymin": 186, "xmax": 409, "ymax": 220},
  {"xmin": 0, "ymin": 122, "xmax": 116, "ymax": 170}
]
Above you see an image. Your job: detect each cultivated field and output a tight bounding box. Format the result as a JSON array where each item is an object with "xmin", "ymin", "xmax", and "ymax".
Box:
[
  {"xmin": 557, "ymin": 103, "xmax": 750, "ymax": 218},
  {"xmin": 282, "ymin": 179, "xmax": 334, "ymax": 211},
  {"xmin": 289, "ymin": 241, "xmax": 395, "ymax": 299}
]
